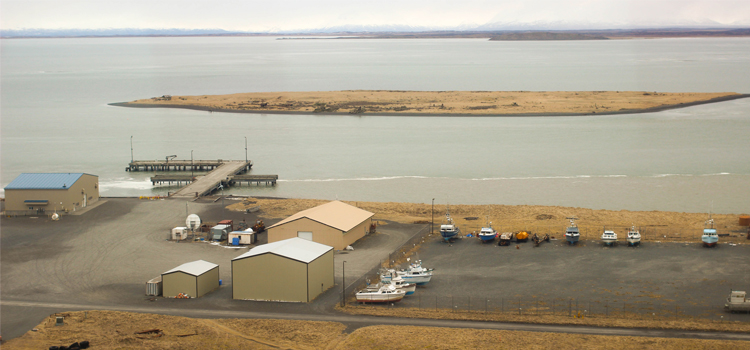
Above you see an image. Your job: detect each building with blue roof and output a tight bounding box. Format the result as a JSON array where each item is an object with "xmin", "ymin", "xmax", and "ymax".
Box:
[{"xmin": 4, "ymin": 173, "xmax": 99, "ymax": 214}]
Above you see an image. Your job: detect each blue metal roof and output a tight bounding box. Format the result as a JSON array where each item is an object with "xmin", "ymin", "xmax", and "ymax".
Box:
[{"xmin": 4, "ymin": 173, "xmax": 94, "ymax": 190}]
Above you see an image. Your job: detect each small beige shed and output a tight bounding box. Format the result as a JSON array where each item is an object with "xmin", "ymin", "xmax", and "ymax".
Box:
[
  {"xmin": 267, "ymin": 200, "xmax": 374, "ymax": 250},
  {"xmin": 162, "ymin": 260, "xmax": 219, "ymax": 298},
  {"xmin": 232, "ymin": 238, "xmax": 334, "ymax": 302}
]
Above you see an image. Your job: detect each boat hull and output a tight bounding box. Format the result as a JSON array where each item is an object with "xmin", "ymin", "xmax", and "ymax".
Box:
[
  {"xmin": 627, "ymin": 238, "xmax": 640, "ymax": 246},
  {"xmin": 565, "ymin": 235, "xmax": 579, "ymax": 244},
  {"xmin": 479, "ymin": 234, "xmax": 496, "ymax": 243},
  {"xmin": 355, "ymin": 294, "xmax": 405, "ymax": 303},
  {"xmin": 702, "ymin": 236, "xmax": 718, "ymax": 247},
  {"xmin": 602, "ymin": 239, "xmax": 617, "ymax": 246},
  {"xmin": 441, "ymin": 231, "xmax": 459, "ymax": 242}
]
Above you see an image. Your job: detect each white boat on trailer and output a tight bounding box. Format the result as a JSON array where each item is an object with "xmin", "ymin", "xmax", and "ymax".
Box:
[
  {"xmin": 381, "ymin": 260, "xmax": 434, "ymax": 285},
  {"xmin": 601, "ymin": 229, "xmax": 617, "ymax": 246},
  {"xmin": 565, "ymin": 217, "xmax": 580, "ymax": 245},
  {"xmin": 380, "ymin": 270, "xmax": 417, "ymax": 295},
  {"xmin": 702, "ymin": 217, "xmax": 719, "ymax": 247},
  {"xmin": 356, "ymin": 283, "xmax": 406, "ymax": 303},
  {"xmin": 627, "ymin": 225, "xmax": 641, "ymax": 246}
]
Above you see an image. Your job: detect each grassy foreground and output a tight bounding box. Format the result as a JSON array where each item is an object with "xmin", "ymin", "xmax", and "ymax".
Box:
[{"xmin": 3, "ymin": 311, "xmax": 747, "ymax": 350}]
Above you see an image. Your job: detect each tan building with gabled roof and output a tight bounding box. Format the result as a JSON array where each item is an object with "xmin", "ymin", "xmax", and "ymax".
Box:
[
  {"xmin": 231, "ymin": 237, "xmax": 333, "ymax": 302},
  {"xmin": 267, "ymin": 200, "xmax": 374, "ymax": 250}
]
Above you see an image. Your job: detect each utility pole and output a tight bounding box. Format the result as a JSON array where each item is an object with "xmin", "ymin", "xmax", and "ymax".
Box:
[
  {"xmin": 342, "ymin": 261, "xmax": 346, "ymax": 307},
  {"xmin": 244, "ymin": 136, "xmax": 248, "ymax": 163},
  {"xmin": 431, "ymin": 198, "xmax": 435, "ymax": 234},
  {"xmin": 130, "ymin": 136, "xmax": 133, "ymax": 163}
]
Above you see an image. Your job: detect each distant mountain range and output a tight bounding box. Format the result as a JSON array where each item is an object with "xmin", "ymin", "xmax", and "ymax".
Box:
[
  {"xmin": 2, "ymin": 23, "xmax": 749, "ymax": 38},
  {"xmin": 0, "ymin": 28, "xmax": 244, "ymax": 38}
]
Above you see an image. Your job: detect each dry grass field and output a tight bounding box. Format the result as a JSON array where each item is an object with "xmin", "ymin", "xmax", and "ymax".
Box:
[
  {"xmin": 228, "ymin": 197, "xmax": 749, "ymax": 243},
  {"xmin": 3, "ymin": 311, "xmax": 748, "ymax": 350},
  {"xmin": 124, "ymin": 90, "xmax": 742, "ymax": 116}
]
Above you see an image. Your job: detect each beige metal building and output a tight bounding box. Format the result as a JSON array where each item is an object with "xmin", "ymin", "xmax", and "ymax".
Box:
[
  {"xmin": 267, "ymin": 200, "xmax": 374, "ymax": 250},
  {"xmin": 161, "ymin": 260, "xmax": 220, "ymax": 298},
  {"xmin": 3, "ymin": 173, "xmax": 99, "ymax": 214},
  {"xmin": 232, "ymin": 238, "xmax": 334, "ymax": 302}
]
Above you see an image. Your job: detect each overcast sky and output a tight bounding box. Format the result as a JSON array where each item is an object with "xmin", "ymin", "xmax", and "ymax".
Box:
[{"xmin": 2, "ymin": 0, "xmax": 749, "ymax": 31}]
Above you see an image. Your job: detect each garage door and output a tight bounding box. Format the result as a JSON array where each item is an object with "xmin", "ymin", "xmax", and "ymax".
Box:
[{"xmin": 297, "ymin": 231, "xmax": 313, "ymax": 241}]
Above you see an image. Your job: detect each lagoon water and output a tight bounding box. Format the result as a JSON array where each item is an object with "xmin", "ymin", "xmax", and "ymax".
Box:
[{"xmin": 1, "ymin": 37, "xmax": 749, "ymax": 213}]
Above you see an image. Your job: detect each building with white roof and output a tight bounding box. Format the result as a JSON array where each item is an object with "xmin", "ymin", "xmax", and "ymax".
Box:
[
  {"xmin": 161, "ymin": 260, "xmax": 219, "ymax": 298},
  {"xmin": 231, "ymin": 238, "xmax": 334, "ymax": 302},
  {"xmin": 3, "ymin": 173, "xmax": 99, "ymax": 215},
  {"xmin": 267, "ymin": 200, "xmax": 374, "ymax": 250}
]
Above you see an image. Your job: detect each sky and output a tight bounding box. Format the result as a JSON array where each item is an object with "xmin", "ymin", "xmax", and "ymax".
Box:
[{"xmin": 2, "ymin": 0, "xmax": 749, "ymax": 32}]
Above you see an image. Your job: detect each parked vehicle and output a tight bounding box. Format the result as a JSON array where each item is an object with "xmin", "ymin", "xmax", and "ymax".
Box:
[{"xmin": 725, "ymin": 290, "xmax": 750, "ymax": 312}]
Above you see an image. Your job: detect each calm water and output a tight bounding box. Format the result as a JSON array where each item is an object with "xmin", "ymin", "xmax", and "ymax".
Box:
[{"xmin": 2, "ymin": 37, "xmax": 749, "ymax": 213}]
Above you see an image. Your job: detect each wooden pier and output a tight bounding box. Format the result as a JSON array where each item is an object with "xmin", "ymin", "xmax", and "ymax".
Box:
[
  {"xmin": 150, "ymin": 175, "xmax": 195, "ymax": 186},
  {"xmin": 229, "ymin": 175, "xmax": 278, "ymax": 186},
  {"xmin": 127, "ymin": 159, "xmax": 277, "ymax": 198},
  {"xmin": 127, "ymin": 159, "xmax": 252, "ymax": 172}
]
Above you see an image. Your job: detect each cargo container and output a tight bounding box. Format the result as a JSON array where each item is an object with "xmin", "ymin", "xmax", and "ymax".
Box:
[{"xmin": 211, "ymin": 224, "xmax": 231, "ymax": 241}]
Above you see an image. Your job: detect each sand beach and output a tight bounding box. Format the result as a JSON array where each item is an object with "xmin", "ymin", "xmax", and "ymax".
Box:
[{"xmin": 116, "ymin": 90, "xmax": 747, "ymax": 116}]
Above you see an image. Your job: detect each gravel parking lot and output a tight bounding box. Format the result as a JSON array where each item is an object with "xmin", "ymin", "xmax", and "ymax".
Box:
[
  {"xmin": 393, "ymin": 234, "xmax": 750, "ymax": 321},
  {"xmin": 0, "ymin": 197, "xmax": 423, "ymax": 340}
]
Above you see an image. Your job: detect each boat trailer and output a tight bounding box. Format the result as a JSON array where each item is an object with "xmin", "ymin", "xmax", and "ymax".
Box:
[{"xmin": 533, "ymin": 233, "xmax": 551, "ymax": 247}]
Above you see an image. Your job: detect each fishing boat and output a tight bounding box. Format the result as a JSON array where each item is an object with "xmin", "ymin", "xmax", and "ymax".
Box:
[
  {"xmin": 702, "ymin": 217, "xmax": 719, "ymax": 247},
  {"xmin": 381, "ymin": 260, "xmax": 434, "ymax": 285},
  {"xmin": 478, "ymin": 217, "xmax": 498, "ymax": 243},
  {"xmin": 626, "ymin": 225, "xmax": 641, "ymax": 246},
  {"xmin": 565, "ymin": 217, "xmax": 580, "ymax": 245},
  {"xmin": 498, "ymin": 232, "xmax": 514, "ymax": 246},
  {"xmin": 356, "ymin": 283, "xmax": 406, "ymax": 303},
  {"xmin": 380, "ymin": 270, "xmax": 417, "ymax": 295},
  {"xmin": 440, "ymin": 207, "xmax": 461, "ymax": 242},
  {"xmin": 601, "ymin": 229, "xmax": 617, "ymax": 246}
]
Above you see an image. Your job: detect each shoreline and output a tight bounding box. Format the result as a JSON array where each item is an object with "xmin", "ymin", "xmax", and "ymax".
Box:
[{"xmin": 110, "ymin": 92, "xmax": 750, "ymax": 117}]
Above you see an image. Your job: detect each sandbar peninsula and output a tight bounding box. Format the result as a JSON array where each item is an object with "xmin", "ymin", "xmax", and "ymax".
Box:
[{"xmin": 113, "ymin": 90, "xmax": 748, "ymax": 116}]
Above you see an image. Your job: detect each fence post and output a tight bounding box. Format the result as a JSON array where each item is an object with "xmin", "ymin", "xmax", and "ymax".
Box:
[
  {"xmin": 436, "ymin": 296, "xmax": 438, "ymax": 311},
  {"xmin": 485, "ymin": 299, "xmax": 488, "ymax": 314},
  {"xmin": 552, "ymin": 299, "xmax": 555, "ymax": 316},
  {"xmin": 469, "ymin": 296, "xmax": 471, "ymax": 313},
  {"xmin": 502, "ymin": 298, "xmax": 504, "ymax": 313},
  {"xmin": 452, "ymin": 296, "xmax": 454, "ymax": 312},
  {"xmin": 519, "ymin": 298, "xmax": 522, "ymax": 315},
  {"xmin": 569, "ymin": 300, "xmax": 572, "ymax": 317}
]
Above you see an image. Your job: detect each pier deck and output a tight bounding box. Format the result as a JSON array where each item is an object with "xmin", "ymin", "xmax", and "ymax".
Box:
[
  {"xmin": 169, "ymin": 161, "xmax": 251, "ymax": 198},
  {"xmin": 229, "ymin": 175, "xmax": 278, "ymax": 186},
  {"xmin": 127, "ymin": 159, "xmax": 251, "ymax": 172},
  {"xmin": 128, "ymin": 159, "xmax": 277, "ymax": 198}
]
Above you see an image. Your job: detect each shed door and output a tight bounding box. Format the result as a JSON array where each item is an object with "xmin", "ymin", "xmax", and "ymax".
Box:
[{"xmin": 297, "ymin": 231, "xmax": 313, "ymax": 241}]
